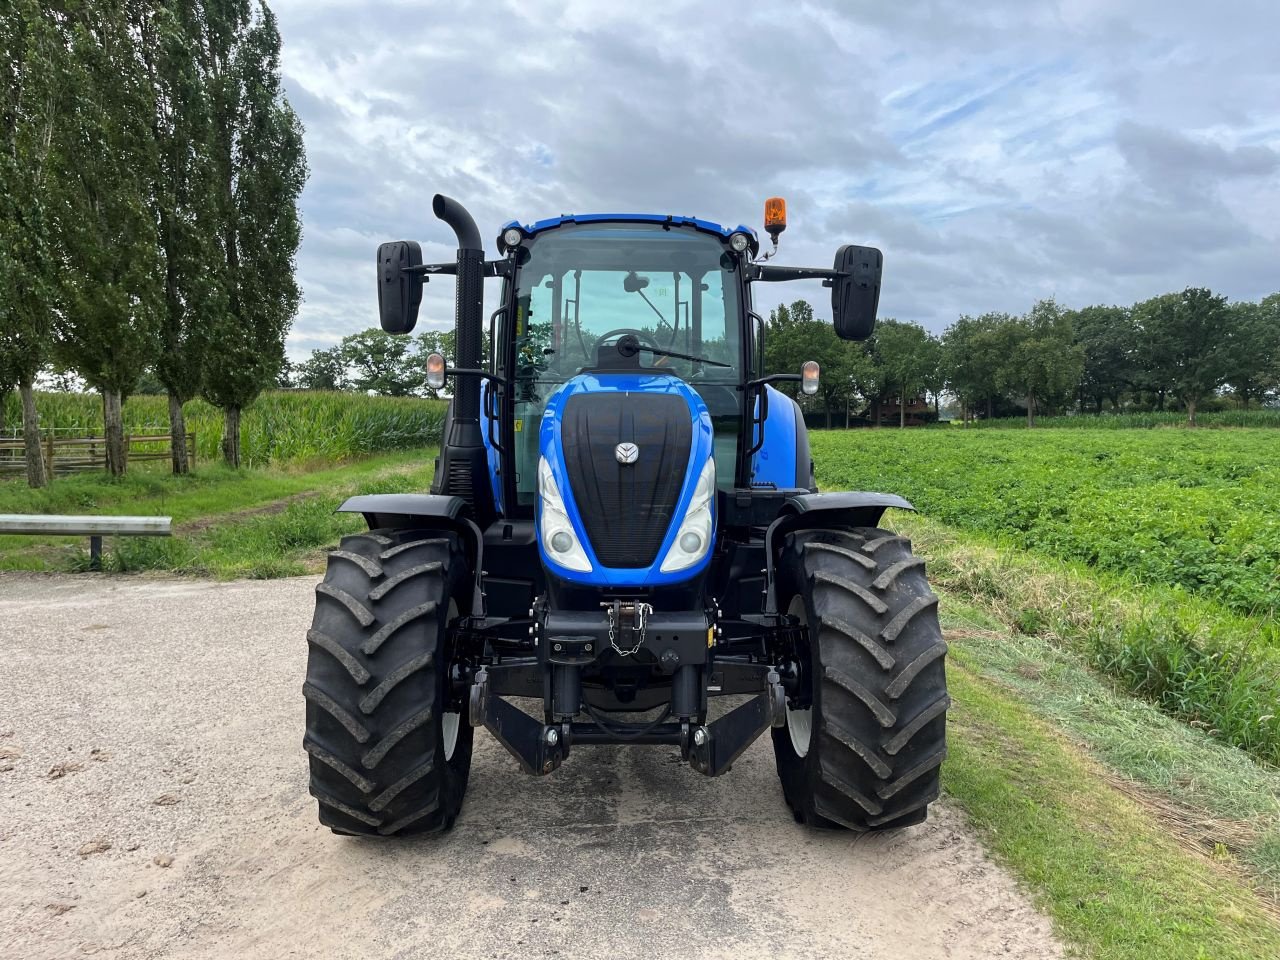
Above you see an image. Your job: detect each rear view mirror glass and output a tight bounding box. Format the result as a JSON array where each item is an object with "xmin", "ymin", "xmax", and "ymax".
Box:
[
  {"xmin": 377, "ymin": 240, "xmax": 424, "ymax": 334},
  {"xmin": 831, "ymin": 244, "xmax": 882, "ymax": 341}
]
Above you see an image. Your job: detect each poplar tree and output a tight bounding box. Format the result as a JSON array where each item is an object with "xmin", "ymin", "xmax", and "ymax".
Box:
[
  {"xmin": 198, "ymin": 0, "xmax": 307, "ymax": 467},
  {"xmin": 138, "ymin": 0, "xmax": 222, "ymax": 473},
  {"xmin": 52, "ymin": 0, "xmax": 163, "ymax": 476},
  {"xmin": 0, "ymin": 1, "xmax": 60, "ymax": 487}
]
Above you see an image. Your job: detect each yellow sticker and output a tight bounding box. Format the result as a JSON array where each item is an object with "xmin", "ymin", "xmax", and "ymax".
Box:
[
  {"xmin": 514, "ymin": 419, "xmax": 523, "ymax": 433},
  {"xmin": 707, "ymin": 626, "xmax": 715, "ymax": 648}
]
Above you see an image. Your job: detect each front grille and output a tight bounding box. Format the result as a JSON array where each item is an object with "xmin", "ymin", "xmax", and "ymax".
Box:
[{"xmin": 562, "ymin": 392, "xmax": 692, "ymax": 568}]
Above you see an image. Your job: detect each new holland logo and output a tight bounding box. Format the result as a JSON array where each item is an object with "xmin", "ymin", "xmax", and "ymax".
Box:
[{"xmin": 615, "ymin": 442, "xmax": 639, "ymax": 464}]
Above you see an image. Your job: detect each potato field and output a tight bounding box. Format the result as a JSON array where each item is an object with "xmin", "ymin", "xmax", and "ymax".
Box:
[{"xmin": 814, "ymin": 428, "xmax": 1280, "ymax": 617}]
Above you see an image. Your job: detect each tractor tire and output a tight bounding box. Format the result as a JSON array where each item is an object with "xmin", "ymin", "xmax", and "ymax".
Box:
[
  {"xmin": 303, "ymin": 529, "xmax": 473, "ymax": 836},
  {"xmin": 772, "ymin": 527, "xmax": 948, "ymax": 831}
]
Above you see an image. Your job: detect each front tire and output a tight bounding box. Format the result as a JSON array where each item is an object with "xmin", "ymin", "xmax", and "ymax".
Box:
[
  {"xmin": 772, "ymin": 527, "xmax": 949, "ymax": 830},
  {"xmin": 303, "ymin": 529, "xmax": 473, "ymax": 836}
]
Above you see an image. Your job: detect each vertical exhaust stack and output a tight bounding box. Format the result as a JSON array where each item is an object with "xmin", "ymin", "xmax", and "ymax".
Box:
[{"xmin": 430, "ymin": 194, "xmax": 496, "ymax": 525}]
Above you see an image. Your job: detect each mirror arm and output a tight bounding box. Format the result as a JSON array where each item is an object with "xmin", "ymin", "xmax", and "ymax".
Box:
[
  {"xmin": 747, "ymin": 264, "xmax": 844, "ymax": 283},
  {"xmin": 743, "ymin": 373, "xmax": 801, "ymax": 391},
  {"xmin": 445, "ymin": 367, "xmax": 510, "ymax": 388},
  {"xmin": 402, "ymin": 260, "xmax": 511, "ymax": 278},
  {"xmin": 403, "ymin": 262, "xmax": 457, "ymax": 277}
]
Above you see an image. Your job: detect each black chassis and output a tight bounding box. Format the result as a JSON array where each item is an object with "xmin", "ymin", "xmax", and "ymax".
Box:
[{"xmin": 338, "ymin": 486, "xmax": 913, "ymax": 778}]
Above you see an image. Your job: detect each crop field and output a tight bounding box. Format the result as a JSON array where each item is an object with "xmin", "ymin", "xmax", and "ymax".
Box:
[
  {"xmin": 814, "ymin": 428, "xmax": 1280, "ymax": 617},
  {"xmin": 951, "ymin": 409, "xmax": 1280, "ymax": 430},
  {"xmin": 814, "ymin": 427, "xmax": 1280, "ymax": 769},
  {"xmin": 0, "ymin": 390, "xmax": 447, "ymax": 466}
]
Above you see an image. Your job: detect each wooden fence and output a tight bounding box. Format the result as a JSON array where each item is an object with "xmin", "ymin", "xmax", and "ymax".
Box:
[{"xmin": 0, "ymin": 432, "xmax": 196, "ymax": 477}]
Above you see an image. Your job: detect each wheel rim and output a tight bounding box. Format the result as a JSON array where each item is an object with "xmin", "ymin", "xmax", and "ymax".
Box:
[
  {"xmin": 443, "ymin": 599, "xmax": 461, "ymax": 762},
  {"xmin": 786, "ymin": 595, "xmax": 814, "ymax": 758}
]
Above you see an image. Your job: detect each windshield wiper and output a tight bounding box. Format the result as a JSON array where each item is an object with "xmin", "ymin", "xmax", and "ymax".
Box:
[{"xmin": 615, "ymin": 334, "xmax": 731, "ymax": 368}]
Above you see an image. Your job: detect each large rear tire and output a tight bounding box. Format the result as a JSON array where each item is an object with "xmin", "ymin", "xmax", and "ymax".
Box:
[
  {"xmin": 303, "ymin": 529, "xmax": 473, "ymax": 836},
  {"xmin": 772, "ymin": 527, "xmax": 948, "ymax": 830}
]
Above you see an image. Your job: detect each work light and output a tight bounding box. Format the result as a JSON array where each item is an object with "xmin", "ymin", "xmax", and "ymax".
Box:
[
  {"xmin": 729, "ymin": 232, "xmax": 751, "ymax": 253},
  {"xmin": 502, "ymin": 227, "xmax": 523, "ymax": 249}
]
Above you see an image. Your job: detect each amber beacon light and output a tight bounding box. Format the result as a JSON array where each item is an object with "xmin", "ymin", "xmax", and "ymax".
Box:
[{"xmin": 764, "ymin": 196, "xmax": 787, "ymax": 242}]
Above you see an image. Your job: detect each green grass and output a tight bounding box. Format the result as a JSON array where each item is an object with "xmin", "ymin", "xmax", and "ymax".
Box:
[
  {"xmin": 1, "ymin": 389, "xmax": 447, "ymax": 466},
  {"xmin": 0, "ymin": 449, "xmax": 438, "ymax": 578},
  {"xmin": 813, "ymin": 428, "xmax": 1280, "ymax": 617},
  {"xmin": 877, "ymin": 511, "xmax": 1280, "ymax": 768},
  {"xmin": 938, "ymin": 592, "xmax": 1280, "ymax": 897},
  {"xmin": 944, "ymin": 660, "xmax": 1280, "ymax": 960}
]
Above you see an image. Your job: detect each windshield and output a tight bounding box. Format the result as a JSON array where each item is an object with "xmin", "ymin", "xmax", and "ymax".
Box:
[
  {"xmin": 505, "ymin": 222, "xmax": 744, "ymax": 506},
  {"xmin": 512, "ymin": 222, "xmax": 741, "ymax": 379}
]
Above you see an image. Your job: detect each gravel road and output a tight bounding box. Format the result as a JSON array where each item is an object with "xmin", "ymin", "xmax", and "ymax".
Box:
[{"xmin": 0, "ymin": 573, "xmax": 1063, "ymax": 960}]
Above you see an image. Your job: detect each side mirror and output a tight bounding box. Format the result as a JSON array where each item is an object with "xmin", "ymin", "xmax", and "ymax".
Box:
[
  {"xmin": 377, "ymin": 240, "xmax": 423, "ymax": 334},
  {"xmin": 831, "ymin": 244, "xmax": 882, "ymax": 341}
]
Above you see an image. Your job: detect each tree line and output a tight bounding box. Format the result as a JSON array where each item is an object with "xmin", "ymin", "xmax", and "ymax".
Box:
[
  {"xmin": 0, "ymin": 0, "xmax": 306, "ymax": 487},
  {"xmin": 286, "ymin": 328, "xmax": 457, "ymax": 397},
  {"xmin": 766, "ymin": 289, "xmax": 1280, "ymax": 427}
]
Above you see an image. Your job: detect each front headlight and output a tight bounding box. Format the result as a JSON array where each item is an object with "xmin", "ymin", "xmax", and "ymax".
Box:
[
  {"xmin": 660, "ymin": 458, "xmax": 716, "ymax": 573},
  {"xmin": 537, "ymin": 457, "xmax": 592, "ymax": 572}
]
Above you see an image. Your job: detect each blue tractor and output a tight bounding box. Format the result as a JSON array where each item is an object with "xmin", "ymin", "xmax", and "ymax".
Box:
[{"xmin": 303, "ymin": 195, "xmax": 948, "ymax": 836}]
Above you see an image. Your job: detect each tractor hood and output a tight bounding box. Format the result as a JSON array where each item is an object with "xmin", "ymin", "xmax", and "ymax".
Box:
[{"xmin": 537, "ymin": 373, "xmax": 716, "ymax": 587}]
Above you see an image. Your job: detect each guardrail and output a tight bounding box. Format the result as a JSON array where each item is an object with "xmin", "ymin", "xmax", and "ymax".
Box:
[
  {"xmin": 0, "ymin": 514, "xmax": 173, "ymax": 570},
  {"xmin": 0, "ymin": 433, "xmax": 195, "ymax": 476}
]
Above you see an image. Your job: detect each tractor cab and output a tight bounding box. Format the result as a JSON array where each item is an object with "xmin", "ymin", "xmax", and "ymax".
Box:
[{"xmin": 301, "ymin": 194, "xmax": 947, "ymax": 839}]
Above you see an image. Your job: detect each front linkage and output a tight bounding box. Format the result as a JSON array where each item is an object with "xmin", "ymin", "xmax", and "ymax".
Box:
[{"xmin": 459, "ymin": 599, "xmax": 794, "ymax": 778}]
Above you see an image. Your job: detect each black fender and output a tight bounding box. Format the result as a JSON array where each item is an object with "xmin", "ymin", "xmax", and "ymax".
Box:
[
  {"xmin": 337, "ymin": 494, "xmax": 485, "ymax": 615},
  {"xmin": 762, "ymin": 491, "xmax": 915, "ymax": 614}
]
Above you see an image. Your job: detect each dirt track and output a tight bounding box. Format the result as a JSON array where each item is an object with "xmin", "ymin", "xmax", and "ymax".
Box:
[{"xmin": 0, "ymin": 574, "xmax": 1063, "ymax": 960}]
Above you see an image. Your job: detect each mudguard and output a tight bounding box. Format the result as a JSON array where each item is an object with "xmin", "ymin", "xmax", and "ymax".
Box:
[
  {"xmin": 762, "ymin": 491, "xmax": 915, "ymax": 614},
  {"xmin": 336, "ymin": 493, "xmax": 484, "ymax": 614}
]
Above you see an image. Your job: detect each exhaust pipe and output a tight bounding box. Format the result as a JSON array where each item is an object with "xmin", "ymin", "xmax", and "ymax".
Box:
[
  {"xmin": 432, "ymin": 194, "xmax": 482, "ymax": 250},
  {"xmin": 433, "ymin": 194, "xmax": 484, "ymax": 426},
  {"xmin": 429, "ymin": 194, "xmax": 495, "ymax": 524}
]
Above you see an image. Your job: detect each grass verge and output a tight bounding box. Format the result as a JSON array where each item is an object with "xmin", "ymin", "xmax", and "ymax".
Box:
[
  {"xmin": 0, "ymin": 449, "xmax": 438, "ymax": 578},
  {"xmin": 876, "ymin": 512, "xmax": 1280, "ymax": 770},
  {"xmin": 944, "ymin": 658, "xmax": 1280, "ymax": 959}
]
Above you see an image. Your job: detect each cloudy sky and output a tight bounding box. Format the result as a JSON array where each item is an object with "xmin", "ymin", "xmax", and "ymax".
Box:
[{"xmin": 272, "ymin": 0, "xmax": 1280, "ymax": 357}]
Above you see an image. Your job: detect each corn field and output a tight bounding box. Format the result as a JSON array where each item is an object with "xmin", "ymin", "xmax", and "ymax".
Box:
[{"xmin": 0, "ymin": 391, "xmax": 447, "ymax": 467}]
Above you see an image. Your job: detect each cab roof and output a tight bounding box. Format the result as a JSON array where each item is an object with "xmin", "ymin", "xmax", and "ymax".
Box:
[{"xmin": 497, "ymin": 213, "xmax": 757, "ymax": 254}]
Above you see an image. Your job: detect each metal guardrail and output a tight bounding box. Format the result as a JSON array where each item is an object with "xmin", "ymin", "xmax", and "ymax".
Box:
[{"xmin": 0, "ymin": 514, "xmax": 173, "ymax": 570}]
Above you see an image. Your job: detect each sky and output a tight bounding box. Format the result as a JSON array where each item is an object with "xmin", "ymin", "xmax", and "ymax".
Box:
[{"xmin": 271, "ymin": 0, "xmax": 1280, "ymax": 358}]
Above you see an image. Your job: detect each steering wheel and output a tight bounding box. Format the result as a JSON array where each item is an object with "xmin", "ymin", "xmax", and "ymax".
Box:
[{"xmin": 592, "ymin": 328, "xmax": 662, "ymax": 358}]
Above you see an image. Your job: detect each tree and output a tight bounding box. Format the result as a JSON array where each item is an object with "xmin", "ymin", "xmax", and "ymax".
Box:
[
  {"xmin": 139, "ymin": 0, "xmax": 222, "ymax": 474},
  {"xmin": 51, "ymin": 0, "xmax": 163, "ymax": 477},
  {"xmin": 0, "ymin": 1, "xmax": 61, "ymax": 486},
  {"xmin": 765, "ymin": 300, "xmax": 861, "ymax": 428},
  {"xmin": 1222, "ymin": 296, "xmax": 1279, "ymax": 408},
  {"xmin": 942, "ymin": 313, "xmax": 1008, "ymax": 423},
  {"xmin": 1070, "ymin": 304, "xmax": 1138, "ymax": 413},
  {"xmin": 199, "ymin": 1, "xmax": 307, "ymax": 467},
  {"xmin": 339, "ymin": 328, "xmax": 425, "ymax": 396},
  {"xmin": 295, "ymin": 346, "xmax": 347, "ymax": 391},
  {"xmin": 995, "ymin": 299, "xmax": 1083, "ymax": 427},
  {"xmin": 875, "ymin": 319, "xmax": 936, "ymax": 427},
  {"xmin": 1134, "ymin": 288, "xmax": 1230, "ymax": 425},
  {"xmin": 919, "ymin": 333, "xmax": 945, "ymax": 420}
]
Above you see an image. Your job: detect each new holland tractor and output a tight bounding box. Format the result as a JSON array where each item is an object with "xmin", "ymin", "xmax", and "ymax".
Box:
[{"xmin": 302, "ymin": 194, "xmax": 948, "ymax": 836}]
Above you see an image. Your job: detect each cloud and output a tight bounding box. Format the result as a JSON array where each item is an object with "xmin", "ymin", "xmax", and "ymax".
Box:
[{"xmin": 272, "ymin": 0, "xmax": 1280, "ymax": 351}]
